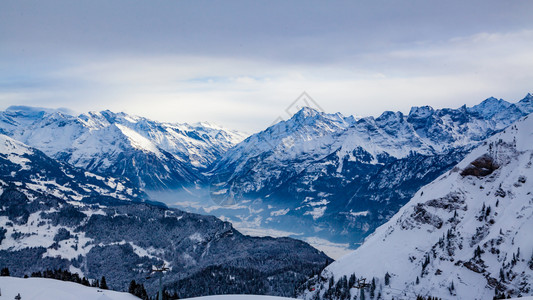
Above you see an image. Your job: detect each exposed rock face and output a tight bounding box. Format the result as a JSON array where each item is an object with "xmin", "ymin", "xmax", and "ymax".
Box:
[{"xmin": 461, "ymin": 154, "xmax": 499, "ymax": 177}]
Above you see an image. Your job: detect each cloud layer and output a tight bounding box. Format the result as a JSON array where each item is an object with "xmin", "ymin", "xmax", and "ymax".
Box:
[{"xmin": 1, "ymin": 0, "xmax": 532, "ymax": 131}]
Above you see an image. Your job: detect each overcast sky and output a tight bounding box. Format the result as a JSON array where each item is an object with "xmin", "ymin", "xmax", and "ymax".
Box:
[{"xmin": 1, "ymin": 0, "xmax": 532, "ymax": 132}]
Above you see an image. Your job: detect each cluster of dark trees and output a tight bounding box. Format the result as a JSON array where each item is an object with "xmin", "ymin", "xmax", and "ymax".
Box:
[
  {"xmin": 128, "ymin": 280, "xmax": 149, "ymax": 299},
  {"xmin": 30, "ymin": 268, "xmax": 108, "ymax": 290},
  {"xmin": 310, "ymin": 273, "xmax": 384, "ymax": 300}
]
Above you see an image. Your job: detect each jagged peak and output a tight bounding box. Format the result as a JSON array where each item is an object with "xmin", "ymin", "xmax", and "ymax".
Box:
[
  {"xmin": 519, "ymin": 92, "xmax": 533, "ymax": 103},
  {"xmin": 408, "ymin": 105, "xmax": 435, "ymax": 119},
  {"xmin": 376, "ymin": 110, "xmax": 404, "ymax": 122},
  {"xmin": 475, "ymin": 96, "xmax": 510, "ymax": 107},
  {"xmin": 291, "ymin": 106, "xmax": 321, "ymax": 120}
]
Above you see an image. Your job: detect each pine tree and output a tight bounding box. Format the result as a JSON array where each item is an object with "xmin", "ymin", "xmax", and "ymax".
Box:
[
  {"xmin": 370, "ymin": 278, "xmax": 376, "ymax": 299},
  {"xmin": 349, "ymin": 273, "xmax": 356, "ymax": 288},
  {"xmin": 14, "ymin": 293, "xmax": 21, "ymax": 300},
  {"xmin": 416, "ymin": 276, "xmax": 420, "ymax": 285},
  {"xmin": 100, "ymin": 276, "xmax": 108, "ymax": 289},
  {"xmin": 384, "ymin": 272, "xmax": 390, "ymax": 286},
  {"xmin": 0, "ymin": 267, "xmax": 10, "ymax": 276},
  {"xmin": 329, "ymin": 276, "xmax": 334, "ymax": 289},
  {"xmin": 129, "ymin": 280, "xmax": 137, "ymax": 294}
]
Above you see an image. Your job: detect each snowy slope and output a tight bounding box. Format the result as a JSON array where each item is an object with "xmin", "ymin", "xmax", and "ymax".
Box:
[
  {"xmin": 302, "ymin": 114, "xmax": 533, "ymax": 299},
  {"xmin": 0, "ymin": 133, "xmax": 144, "ymax": 202},
  {"xmin": 0, "ymin": 107, "xmax": 246, "ymax": 190},
  {"xmin": 0, "ymin": 277, "xmax": 139, "ymax": 300},
  {"xmin": 186, "ymin": 295, "xmax": 295, "ymax": 300}
]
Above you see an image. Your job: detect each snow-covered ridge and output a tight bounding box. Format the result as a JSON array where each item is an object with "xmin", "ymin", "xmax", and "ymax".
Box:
[
  {"xmin": 218, "ymin": 93, "xmax": 533, "ymax": 174},
  {"xmin": 0, "ymin": 107, "xmax": 247, "ymax": 190},
  {"xmin": 0, "ymin": 133, "xmax": 143, "ymax": 202},
  {"xmin": 303, "ymin": 114, "xmax": 533, "ymax": 299}
]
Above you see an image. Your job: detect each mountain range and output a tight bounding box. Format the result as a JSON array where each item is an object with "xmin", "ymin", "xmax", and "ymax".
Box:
[
  {"xmin": 1, "ymin": 94, "xmax": 532, "ymax": 253},
  {"xmin": 206, "ymin": 94, "xmax": 533, "ymax": 247}
]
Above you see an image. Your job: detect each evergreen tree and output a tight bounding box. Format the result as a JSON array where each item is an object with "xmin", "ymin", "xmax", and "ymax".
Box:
[
  {"xmin": 384, "ymin": 272, "xmax": 390, "ymax": 286},
  {"xmin": 370, "ymin": 278, "xmax": 376, "ymax": 299},
  {"xmin": 100, "ymin": 276, "xmax": 108, "ymax": 289},
  {"xmin": 0, "ymin": 267, "xmax": 10, "ymax": 276},
  {"xmin": 349, "ymin": 273, "xmax": 356, "ymax": 288},
  {"xmin": 129, "ymin": 280, "xmax": 137, "ymax": 294},
  {"xmin": 14, "ymin": 293, "xmax": 21, "ymax": 300}
]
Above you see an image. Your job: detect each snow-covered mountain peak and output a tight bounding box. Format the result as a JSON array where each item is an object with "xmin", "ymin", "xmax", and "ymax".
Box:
[
  {"xmin": 517, "ymin": 93, "xmax": 533, "ymax": 114},
  {"xmin": 293, "ymin": 106, "xmax": 321, "ymax": 119},
  {"xmin": 408, "ymin": 105, "xmax": 435, "ymax": 119},
  {"xmin": 375, "ymin": 111, "xmax": 405, "ymax": 127},
  {"xmin": 469, "ymin": 97, "xmax": 512, "ymax": 119}
]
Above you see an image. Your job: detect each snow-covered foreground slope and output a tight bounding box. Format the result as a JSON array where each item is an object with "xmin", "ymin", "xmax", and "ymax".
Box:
[
  {"xmin": 301, "ymin": 114, "xmax": 533, "ymax": 299},
  {"xmin": 186, "ymin": 296, "xmax": 294, "ymax": 300},
  {"xmin": 0, "ymin": 277, "xmax": 139, "ymax": 300}
]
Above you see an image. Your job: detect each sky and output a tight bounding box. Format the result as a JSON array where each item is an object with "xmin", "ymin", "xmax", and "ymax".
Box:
[{"xmin": 1, "ymin": 0, "xmax": 533, "ymax": 132}]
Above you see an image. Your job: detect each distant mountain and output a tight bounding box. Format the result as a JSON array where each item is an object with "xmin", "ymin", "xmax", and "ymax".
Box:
[
  {"xmin": 0, "ymin": 136, "xmax": 329, "ymax": 298},
  {"xmin": 0, "ymin": 107, "xmax": 247, "ymax": 190},
  {"xmin": 207, "ymin": 94, "xmax": 533, "ymax": 246},
  {"xmin": 300, "ymin": 114, "xmax": 533, "ymax": 299}
]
